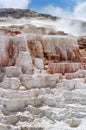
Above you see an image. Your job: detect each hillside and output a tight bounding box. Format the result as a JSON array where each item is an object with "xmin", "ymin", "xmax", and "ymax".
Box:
[
  {"xmin": 0, "ymin": 8, "xmax": 86, "ymax": 36},
  {"xmin": 0, "ymin": 8, "xmax": 57, "ymax": 19}
]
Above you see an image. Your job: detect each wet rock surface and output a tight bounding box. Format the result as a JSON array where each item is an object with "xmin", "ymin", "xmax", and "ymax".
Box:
[{"xmin": 0, "ymin": 9, "xmax": 86, "ymax": 130}]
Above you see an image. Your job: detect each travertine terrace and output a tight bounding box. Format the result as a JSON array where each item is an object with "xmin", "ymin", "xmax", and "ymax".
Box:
[{"xmin": 0, "ymin": 9, "xmax": 86, "ymax": 130}]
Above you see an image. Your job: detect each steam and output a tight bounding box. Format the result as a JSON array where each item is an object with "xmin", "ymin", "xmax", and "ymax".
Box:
[
  {"xmin": 55, "ymin": 18, "xmax": 86, "ymax": 36},
  {"xmin": 39, "ymin": 1, "xmax": 86, "ymax": 36},
  {"xmin": 42, "ymin": 1, "xmax": 86, "ymax": 21},
  {"xmin": 0, "ymin": 16, "xmax": 85, "ymax": 36},
  {"xmin": 30, "ymin": 18, "xmax": 86, "ymax": 36},
  {"xmin": 73, "ymin": 2, "xmax": 86, "ymax": 21}
]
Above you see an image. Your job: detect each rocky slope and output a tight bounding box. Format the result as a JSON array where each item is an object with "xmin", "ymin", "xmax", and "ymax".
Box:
[
  {"xmin": 0, "ymin": 8, "xmax": 57, "ymax": 19},
  {"xmin": 0, "ymin": 9, "xmax": 86, "ymax": 130}
]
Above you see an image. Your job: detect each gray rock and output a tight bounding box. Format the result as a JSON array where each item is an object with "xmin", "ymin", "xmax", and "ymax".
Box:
[
  {"xmin": 16, "ymin": 51, "xmax": 33, "ymax": 74},
  {"xmin": 6, "ymin": 66, "xmax": 22, "ymax": 78},
  {"xmin": 3, "ymin": 99, "xmax": 25, "ymax": 112}
]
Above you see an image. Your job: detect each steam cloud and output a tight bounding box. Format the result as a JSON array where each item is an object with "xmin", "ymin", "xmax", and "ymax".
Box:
[
  {"xmin": 40, "ymin": 1, "xmax": 86, "ymax": 36},
  {"xmin": 42, "ymin": 1, "xmax": 86, "ymax": 21}
]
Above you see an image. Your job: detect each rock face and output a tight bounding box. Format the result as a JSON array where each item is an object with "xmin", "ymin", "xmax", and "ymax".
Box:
[
  {"xmin": 0, "ymin": 9, "xmax": 86, "ymax": 130},
  {"xmin": 48, "ymin": 63, "xmax": 86, "ymax": 74},
  {"xmin": 0, "ymin": 35, "xmax": 19, "ymax": 66},
  {"xmin": 78, "ymin": 36, "xmax": 86, "ymax": 63},
  {"xmin": 0, "ymin": 32, "xmax": 83, "ymax": 74}
]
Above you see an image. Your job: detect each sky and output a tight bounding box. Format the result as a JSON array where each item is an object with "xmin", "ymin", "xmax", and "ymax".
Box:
[
  {"xmin": 0, "ymin": 0, "xmax": 86, "ymax": 20},
  {"xmin": 29, "ymin": 0, "xmax": 77, "ymax": 11}
]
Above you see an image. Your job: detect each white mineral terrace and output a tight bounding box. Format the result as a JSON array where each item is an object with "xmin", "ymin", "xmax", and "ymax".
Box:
[{"xmin": 0, "ymin": 15, "xmax": 86, "ymax": 130}]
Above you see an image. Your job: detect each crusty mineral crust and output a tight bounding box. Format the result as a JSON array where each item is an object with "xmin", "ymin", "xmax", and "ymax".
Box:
[{"xmin": 0, "ymin": 12, "xmax": 86, "ymax": 130}]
